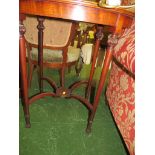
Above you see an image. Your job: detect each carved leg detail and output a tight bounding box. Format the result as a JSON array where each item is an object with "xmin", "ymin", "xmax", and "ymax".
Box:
[{"xmin": 37, "ymin": 17, "xmax": 45, "ymax": 93}]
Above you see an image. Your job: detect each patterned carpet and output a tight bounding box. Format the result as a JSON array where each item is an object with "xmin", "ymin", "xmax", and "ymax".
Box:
[{"xmin": 19, "ymin": 65, "xmax": 127, "ymax": 155}]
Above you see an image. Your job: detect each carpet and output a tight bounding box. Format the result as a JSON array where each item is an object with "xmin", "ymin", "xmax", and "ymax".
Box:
[{"xmin": 19, "ymin": 65, "xmax": 127, "ymax": 155}]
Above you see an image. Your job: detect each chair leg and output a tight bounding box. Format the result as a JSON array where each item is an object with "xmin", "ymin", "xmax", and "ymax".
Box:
[
  {"xmin": 28, "ymin": 63, "xmax": 35, "ymax": 88},
  {"xmin": 75, "ymin": 57, "xmax": 83, "ymax": 76}
]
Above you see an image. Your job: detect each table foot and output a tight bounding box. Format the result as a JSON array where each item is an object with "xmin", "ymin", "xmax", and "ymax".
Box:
[
  {"xmin": 25, "ymin": 123, "xmax": 31, "ymax": 128},
  {"xmin": 25, "ymin": 115, "xmax": 31, "ymax": 128},
  {"xmin": 86, "ymin": 121, "xmax": 92, "ymax": 134}
]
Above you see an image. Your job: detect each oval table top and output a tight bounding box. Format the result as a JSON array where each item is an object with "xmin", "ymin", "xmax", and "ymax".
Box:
[{"xmin": 20, "ymin": 0, "xmax": 134, "ymax": 30}]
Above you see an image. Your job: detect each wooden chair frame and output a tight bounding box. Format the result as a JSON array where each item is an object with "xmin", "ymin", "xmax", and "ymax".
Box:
[{"xmin": 25, "ymin": 16, "xmax": 81, "ymax": 89}]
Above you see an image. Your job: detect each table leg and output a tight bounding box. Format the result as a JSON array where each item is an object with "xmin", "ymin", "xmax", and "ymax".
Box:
[
  {"xmin": 86, "ymin": 49, "xmax": 113, "ymax": 133},
  {"xmin": 86, "ymin": 34, "xmax": 118, "ymax": 133},
  {"xmin": 37, "ymin": 17, "xmax": 45, "ymax": 93},
  {"xmin": 19, "ymin": 18, "xmax": 30, "ymax": 128},
  {"xmin": 85, "ymin": 25, "xmax": 104, "ymax": 100}
]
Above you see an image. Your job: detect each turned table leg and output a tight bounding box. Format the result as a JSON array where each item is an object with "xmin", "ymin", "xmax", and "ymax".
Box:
[
  {"xmin": 86, "ymin": 34, "xmax": 118, "ymax": 133},
  {"xmin": 19, "ymin": 15, "xmax": 30, "ymax": 128},
  {"xmin": 37, "ymin": 17, "xmax": 45, "ymax": 93},
  {"xmin": 86, "ymin": 15, "xmax": 124, "ymax": 132},
  {"xmin": 85, "ymin": 25, "xmax": 104, "ymax": 100}
]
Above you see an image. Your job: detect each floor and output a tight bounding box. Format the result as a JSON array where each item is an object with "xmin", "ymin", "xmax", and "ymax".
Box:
[{"xmin": 19, "ymin": 65, "xmax": 127, "ymax": 155}]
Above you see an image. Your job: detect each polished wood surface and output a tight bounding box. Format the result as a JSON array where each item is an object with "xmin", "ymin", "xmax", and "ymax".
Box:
[
  {"xmin": 19, "ymin": 0, "xmax": 134, "ymax": 132},
  {"xmin": 20, "ymin": 0, "xmax": 134, "ymax": 29}
]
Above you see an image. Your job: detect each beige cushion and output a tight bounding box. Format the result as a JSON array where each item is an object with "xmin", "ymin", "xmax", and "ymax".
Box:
[
  {"xmin": 24, "ymin": 16, "xmax": 72, "ymax": 47},
  {"xmin": 29, "ymin": 46, "xmax": 80, "ymax": 63}
]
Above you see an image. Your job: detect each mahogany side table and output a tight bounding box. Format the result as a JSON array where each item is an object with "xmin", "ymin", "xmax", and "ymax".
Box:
[{"xmin": 19, "ymin": 0, "xmax": 134, "ymax": 132}]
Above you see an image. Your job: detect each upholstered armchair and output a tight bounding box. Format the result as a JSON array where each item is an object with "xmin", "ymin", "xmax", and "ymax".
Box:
[
  {"xmin": 106, "ymin": 22, "xmax": 135, "ymax": 155},
  {"xmin": 23, "ymin": 16, "xmax": 81, "ymax": 87}
]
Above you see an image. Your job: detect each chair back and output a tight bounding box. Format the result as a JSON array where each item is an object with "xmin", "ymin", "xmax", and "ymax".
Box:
[{"xmin": 23, "ymin": 16, "xmax": 73, "ymax": 47}]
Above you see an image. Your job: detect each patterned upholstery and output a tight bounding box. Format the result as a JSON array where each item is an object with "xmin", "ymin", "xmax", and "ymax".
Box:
[
  {"xmin": 113, "ymin": 23, "xmax": 135, "ymax": 73},
  {"xmin": 24, "ymin": 16, "xmax": 72, "ymax": 47},
  {"xmin": 106, "ymin": 22, "xmax": 135, "ymax": 155},
  {"xmin": 24, "ymin": 16, "xmax": 80, "ymax": 63}
]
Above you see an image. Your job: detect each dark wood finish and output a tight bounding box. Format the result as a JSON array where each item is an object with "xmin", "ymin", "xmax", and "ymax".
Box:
[
  {"xmin": 19, "ymin": 0, "xmax": 134, "ymax": 132},
  {"xmin": 37, "ymin": 17, "xmax": 45, "ymax": 93}
]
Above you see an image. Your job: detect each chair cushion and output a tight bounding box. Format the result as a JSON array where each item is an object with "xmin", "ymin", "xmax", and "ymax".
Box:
[
  {"xmin": 29, "ymin": 46, "xmax": 80, "ymax": 63},
  {"xmin": 112, "ymin": 22, "xmax": 135, "ymax": 74}
]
